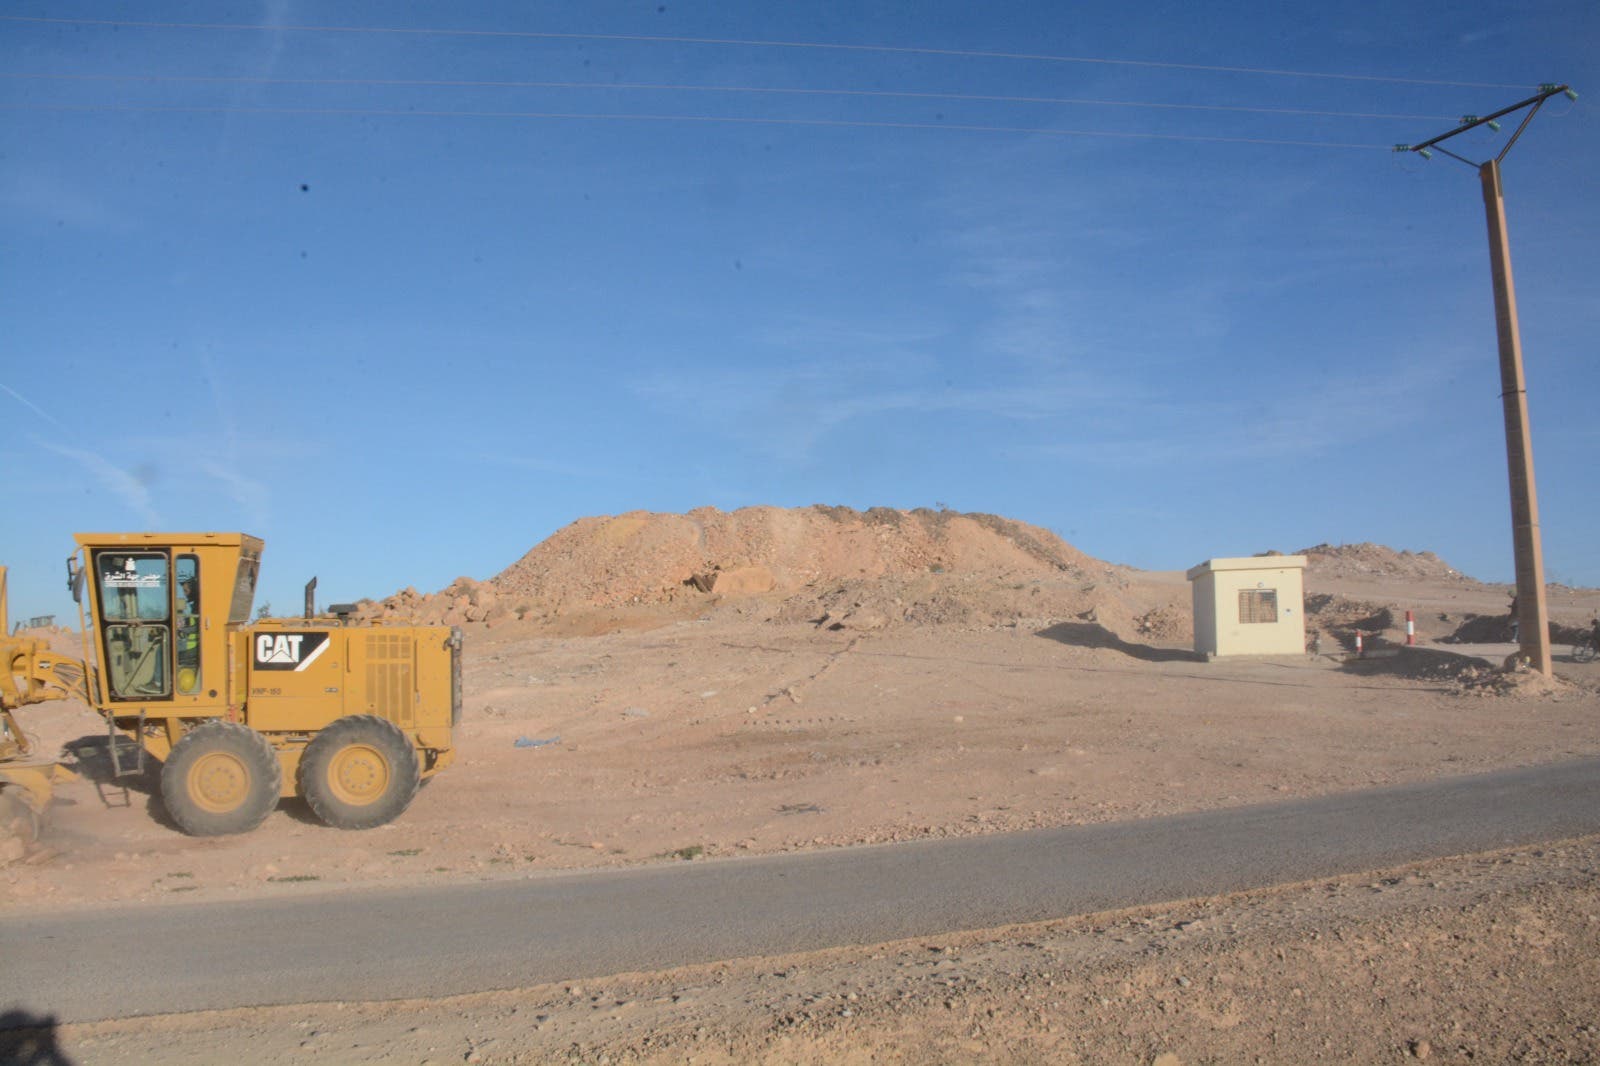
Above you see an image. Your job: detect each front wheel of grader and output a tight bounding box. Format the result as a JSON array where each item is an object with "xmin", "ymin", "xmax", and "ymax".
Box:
[{"xmin": 160, "ymin": 721, "xmax": 283, "ymax": 837}]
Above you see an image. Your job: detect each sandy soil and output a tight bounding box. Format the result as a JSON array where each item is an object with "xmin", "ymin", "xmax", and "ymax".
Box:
[
  {"xmin": 7, "ymin": 598, "xmax": 1598, "ymax": 911},
  {"xmin": 3, "ymin": 514, "xmax": 1598, "ymax": 1061}
]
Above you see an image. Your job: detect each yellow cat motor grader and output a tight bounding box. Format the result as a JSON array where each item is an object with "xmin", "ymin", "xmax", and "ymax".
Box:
[{"xmin": 1, "ymin": 533, "xmax": 459, "ymax": 841}]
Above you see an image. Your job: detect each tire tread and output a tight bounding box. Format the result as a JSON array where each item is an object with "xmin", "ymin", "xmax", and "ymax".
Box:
[{"xmin": 160, "ymin": 720, "xmax": 282, "ymax": 837}]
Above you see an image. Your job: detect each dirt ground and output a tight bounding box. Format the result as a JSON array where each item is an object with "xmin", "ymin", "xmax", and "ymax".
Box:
[
  {"xmin": 6, "ymin": 592, "xmax": 1597, "ymax": 911},
  {"xmin": 3, "ymin": 513, "xmax": 1598, "ymax": 1061}
]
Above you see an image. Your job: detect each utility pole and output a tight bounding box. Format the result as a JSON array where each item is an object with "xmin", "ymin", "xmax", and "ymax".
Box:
[{"xmin": 1397, "ymin": 83, "xmax": 1576, "ymax": 676}]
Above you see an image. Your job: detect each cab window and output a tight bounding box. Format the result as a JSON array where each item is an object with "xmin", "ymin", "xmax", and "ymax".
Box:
[
  {"xmin": 176, "ymin": 554, "xmax": 201, "ymax": 694},
  {"xmin": 98, "ymin": 552, "xmax": 170, "ymax": 621},
  {"xmin": 95, "ymin": 550, "xmax": 173, "ymax": 700}
]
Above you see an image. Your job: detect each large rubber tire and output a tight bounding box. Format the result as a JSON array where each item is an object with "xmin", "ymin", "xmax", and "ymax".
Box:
[
  {"xmin": 161, "ymin": 721, "xmax": 283, "ymax": 837},
  {"xmin": 298, "ymin": 715, "xmax": 420, "ymax": 830}
]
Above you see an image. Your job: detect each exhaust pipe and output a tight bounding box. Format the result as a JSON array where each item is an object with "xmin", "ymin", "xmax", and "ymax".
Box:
[{"xmin": 304, "ymin": 576, "xmax": 317, "ymax": 620}]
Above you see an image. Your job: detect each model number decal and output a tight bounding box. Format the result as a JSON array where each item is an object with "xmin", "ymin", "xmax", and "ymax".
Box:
[{"xmin": 253, "ymin": 632, "xmax": 331, "ymax": 671}]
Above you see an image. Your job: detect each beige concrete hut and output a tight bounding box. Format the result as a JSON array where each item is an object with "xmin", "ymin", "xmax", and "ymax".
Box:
[{"xmin": 1186, "ymin": 555, "xmax": 1308, "ymax": 658}]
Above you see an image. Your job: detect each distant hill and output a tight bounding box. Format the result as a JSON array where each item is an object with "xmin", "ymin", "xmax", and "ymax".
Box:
[
  {"xmin": 490, "ymin": 505, "xmax": 1095, "ymax": 609},
  {"xmin": 358, "ymin": 512, "xmax": 1498, "ymax": 647},
  {"xmin": 1295, "ymin": 543, "xmax": 1472, "ymax": 583},
  {"xmin": 361, "ymin": 506, "xmax": 1106, "ymax": 628}
]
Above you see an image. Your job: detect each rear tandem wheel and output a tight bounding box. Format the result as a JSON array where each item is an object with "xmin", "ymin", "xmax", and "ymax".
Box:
[{"xmin": 298, "ymin": 715, "xmax": 421, "ymax": 830}]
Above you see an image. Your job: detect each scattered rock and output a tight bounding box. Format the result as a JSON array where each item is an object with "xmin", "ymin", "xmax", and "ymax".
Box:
[
  {"xmin": 689, "ymin": 565, "xmax": 777, "ymax": 596},
  {"xmin": 819, "ymin": 607, "xmax": 889, "ymax": 632},
  {"xmin": 1298, "ymin": 543, "xmax": 1467, "ymax": 582}
]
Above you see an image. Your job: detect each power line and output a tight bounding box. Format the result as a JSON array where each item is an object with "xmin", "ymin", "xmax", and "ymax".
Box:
[
  {"xmin": 0, "ymin": 14, "xmax": 1531, "ymax": 91},
  {"xmin": 0, "ymin": 102, "xmax": 1391, "ymax": 149},
  {"xmin": 0, "ymin": 72, "xmax": 1460, "ymax": 122}
]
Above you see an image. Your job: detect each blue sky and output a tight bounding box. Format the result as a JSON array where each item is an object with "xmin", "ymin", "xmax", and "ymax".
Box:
[{"xmin": 3, "ymin": 1, "xmax": 1596, "ymax": 619}]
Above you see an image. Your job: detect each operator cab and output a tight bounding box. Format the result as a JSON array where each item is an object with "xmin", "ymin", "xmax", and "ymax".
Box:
[{"xmin": 68, "ymin": 533, "xmax": 262, "ymax": 706}]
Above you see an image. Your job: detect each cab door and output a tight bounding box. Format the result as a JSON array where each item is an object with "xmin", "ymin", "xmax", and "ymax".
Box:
[{"xmin": 91, "ymin": 549, "xmax": 174, "ymax": 701}]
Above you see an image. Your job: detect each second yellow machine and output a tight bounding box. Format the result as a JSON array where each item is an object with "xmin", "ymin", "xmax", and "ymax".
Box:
[{"xmin": 40, "ymin": 532, "xmax": 458, "ymax": 836}]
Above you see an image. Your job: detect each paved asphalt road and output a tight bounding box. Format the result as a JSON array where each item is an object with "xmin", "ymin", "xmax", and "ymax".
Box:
[{"xmin": 4, "ymin": 757, "xmax": 1598, "ymax": 1025}]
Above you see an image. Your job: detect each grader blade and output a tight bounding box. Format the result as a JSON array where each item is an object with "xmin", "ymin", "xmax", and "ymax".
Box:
[{"xmin": 0, "ymin": 762, "xmax": 76, "ymax": 864}]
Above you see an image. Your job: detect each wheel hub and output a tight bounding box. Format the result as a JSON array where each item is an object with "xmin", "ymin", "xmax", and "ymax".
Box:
[
  {"xmin": 189, "ymin": 752, "xmax": 249, "ymax": 813},
  {"xmin": 328, "ymin": 744, "xmax": 390, "ymax": 805}
]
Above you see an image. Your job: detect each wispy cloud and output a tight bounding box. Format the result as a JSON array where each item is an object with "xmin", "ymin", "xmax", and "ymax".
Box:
[
  {"xmin": 751, "ymin": 316, "xmax": 944, "ymax": 356},
  {"xmin": 940, "ymin": 217, "xmax": 1093, "ymax": 371},
  {"xmin": 930, "ymin": 144, "xmax": 1342, "ymax": 375},
  {"xmin": 217, "ymin": 0, "xmax": 293, "ymax": 153},
  {"xmin": 198, "ymin": 460, "xmax": 271, "ymax": 529},
  {"xmin": 34, "ymin": 439, "xmax": 162, "ymax": 527},
  {"xmin": 193, "ymin": 347, "xmax": 272, "ymax": 527},
  {"xmin": 259, "ymin": 0, "xmax": 293, "ymax": 73},
  {"xmin": 633, "ymin": 361, "xmax": 1152, "ymax": 463},
  {"xmin": 1012, "ymin": 359, "xmax": 1447, "ymax": 469},
  {"xmin": 1, "ymin": 382, "xmax": 68, "ymax": 428}
]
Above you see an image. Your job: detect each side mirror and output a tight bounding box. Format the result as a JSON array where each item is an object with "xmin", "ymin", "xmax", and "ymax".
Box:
[{"xmin": 66, "ymin": 556, "xmax": 85, "ymax": 605}]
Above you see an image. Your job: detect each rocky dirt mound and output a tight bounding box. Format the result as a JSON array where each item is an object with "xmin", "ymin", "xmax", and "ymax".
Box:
[
  {"xmin": 361, "ymin": 506, "xmax": 1103, "ymax": 628},
  {"xmin": 1441, "ymin": 613, "xmax": 1516, "ymax": 644},
  {"xmin": 1303, "ymin": 593, "xmax": 1398, "ymax": 650},
  {"xmin": 1297, "ymin": 543, "xmax": 1470, "ymax": 583},
  {"xmin": 1440, "ymin": 615, "xmax": 1591, "ymax": 646},
  {"xmin": 770, "ymin": 570, "xmax": 1144, "ymax": 635},
  {"xmin": 1336, "ymin": 645, "xmax": 1594, "ymax": 702},
  {"xmin": 362, "ymin": 578, "xmax": 514, "ymax": 627},
  {"xmin": 1451, "ymin": 661, "xmax": 1584, "ymax": 698}
]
